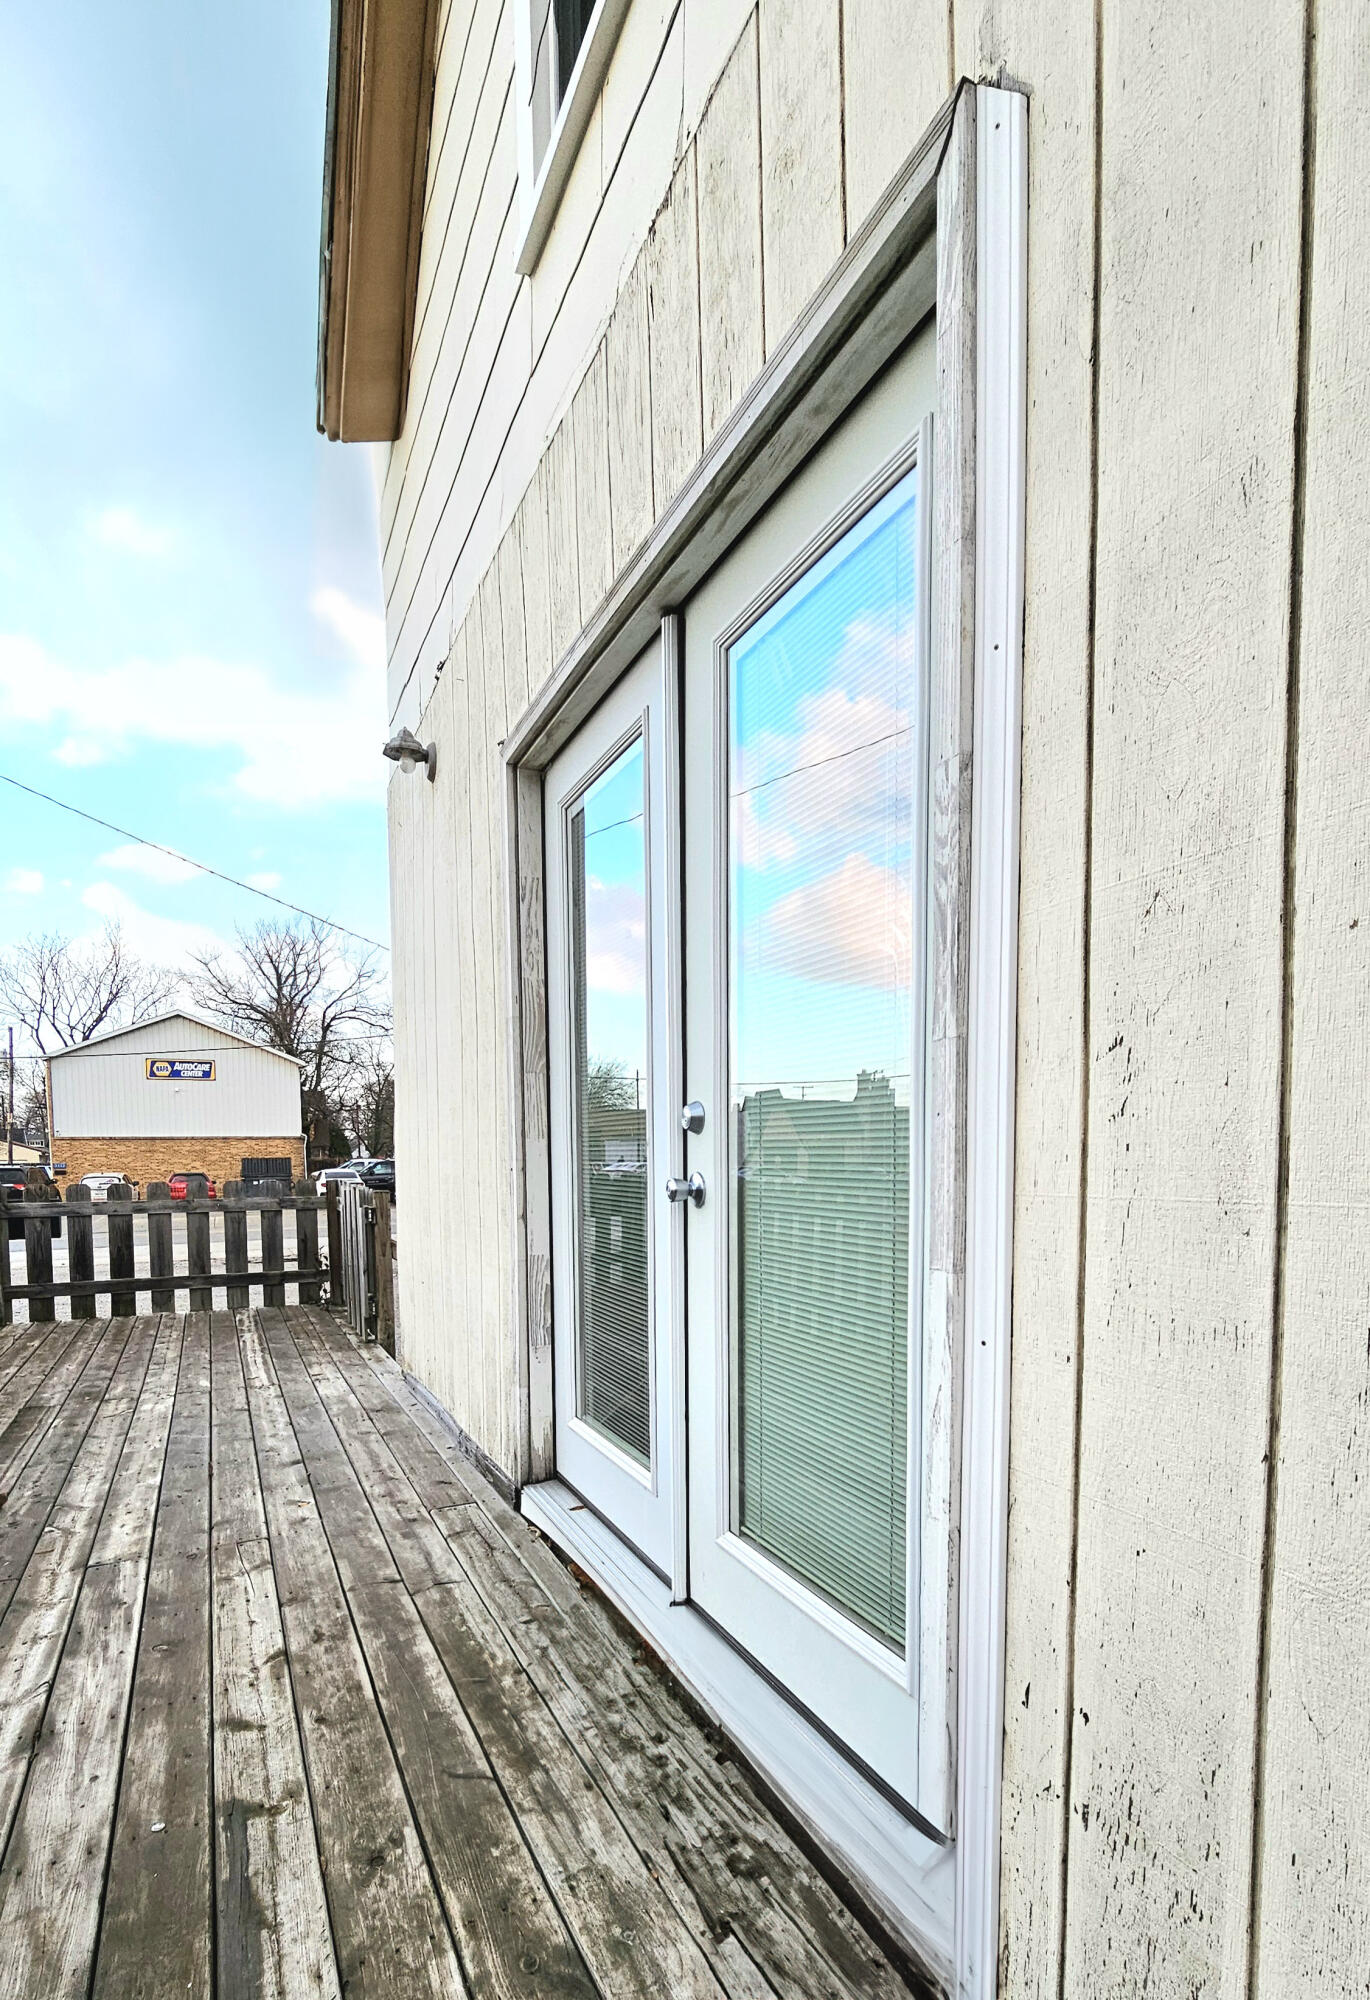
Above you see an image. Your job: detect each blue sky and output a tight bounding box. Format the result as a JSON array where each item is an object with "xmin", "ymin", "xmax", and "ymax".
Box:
[
  {"xmin": 730, "ymin": 474, "xmax": 918, "ymax": 1099},
  {"xmin": 0, "ymin": 0, "xmax": 389, "ymax": 985}
]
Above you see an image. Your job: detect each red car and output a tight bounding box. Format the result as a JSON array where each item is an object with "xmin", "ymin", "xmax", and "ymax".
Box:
[{"xmin": 168, "ymin": 1172, "xmax": 216, "ymax": 1199}]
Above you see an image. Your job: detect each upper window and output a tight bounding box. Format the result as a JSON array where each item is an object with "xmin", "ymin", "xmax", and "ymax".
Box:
[
  {"xmin": 515, "ymin": 0, "xmax": 630, "ymax": 275},
  {"xmin": 554, "ymin": 0, "xmax": 596, "ymax": 113}
]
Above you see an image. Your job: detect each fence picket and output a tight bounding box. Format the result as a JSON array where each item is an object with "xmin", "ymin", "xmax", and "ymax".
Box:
[
  {"xmin": 373, "ymin": 1191, "xmax": 395, "ymax": 1356},
  {"xmin": 295, "ymin": 1180, "xmax": 320, "ymax": 1306},
  {"xmin": 146, "ymin": 1183, "xmax": 175, "ymax": 1312},
  {"xmin": 0, "ymin": 1187, "xmax": 12, "ymax": 1323},
  {"xmin": 222, "ymin": 1182, "xmax": 249, "ymax": 1309},
  {"xmin": 66, "ymin": 1184, "xmax": 97, "ymax": 1317},
  {"xmin": 325, "ymin": 1179, "xmax": 343, "ymax": 1305},
  {"xmin": 107, "ymin": 1184, "xmax": 136, "ymax": 1316},
  {"xmin": 24, "ymin": 1177, "xmax": 54, "ymax": 1316},
  {"xmin": 261, "ymin": 1199, "xmax": 285, "ymax": 1308},
  {"xmin": 187, "ymin": 1192, "xmax": 212, "ymax": 1312}
]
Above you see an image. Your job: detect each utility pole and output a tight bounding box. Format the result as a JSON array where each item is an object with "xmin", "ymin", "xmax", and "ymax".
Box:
[{"xmin": 6, "ymin": 1026, "xmax": 13, "ymax": 1165}]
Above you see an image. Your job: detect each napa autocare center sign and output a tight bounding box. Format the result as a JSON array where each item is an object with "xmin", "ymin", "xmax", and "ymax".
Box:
[{"xmin": 145, "ymin": 1058, "xmax": 216, "ymax": 1081}]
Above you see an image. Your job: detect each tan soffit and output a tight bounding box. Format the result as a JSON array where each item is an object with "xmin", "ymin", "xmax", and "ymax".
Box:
[{"xmin": 317, "ymin": 0, "xmax": 440, "ymax": 442}]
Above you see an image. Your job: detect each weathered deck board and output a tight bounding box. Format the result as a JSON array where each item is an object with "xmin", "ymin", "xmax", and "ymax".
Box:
[
  {"xmin": 209, "ymin": 1311, "xmax": 339, "ymax": 2000},
  {"xmin": 93, "ymin": 1314, "xmax": 212, "ymax": 2000},
  {"xmin": 0, "ymin": 1317, "xmax": 179, "ymax": 2000},
  {"xmin": 292, "ymin": 1310, "xmax": 910, "ymax": 2000},
  {"xmin": 258, "ymin": 1312, "xmax": 730, "ymax": 2000},
  {"xmin": 236, "ymin": 1314, "xmax": 467, "ymax": 2000},
  {"xmin": 0, "ymin": 1311, "xmax": 922, "ymax": 2000},
  {"xmin": 0, "ymin": 1317, "xmax": 80, "ymax": 1404},
  {"xmin": 0, "ymin": 1319, "xmax": 155, "ymax": 1861},
  {"xmin": 0, "ymin": 1318, "xmax": 104, "ymax": 1491},
  {"xmin": 262, "ymin": 1315, "xmax": 596, "ymax": 2000},
  {"xmin": 0, "ymin": 1321, "xmax": 123, "ymax": 1616}
]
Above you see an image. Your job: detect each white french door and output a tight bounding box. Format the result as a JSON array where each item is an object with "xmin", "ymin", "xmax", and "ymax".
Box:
[
  {"xmin": 545, "ymin": 640, "xmax": 680, "ymax": 1577},
  {"xmin": 681, "ymin": 328, "xmax": 937, "ymax": 1812},
  {"xmin": 545, "ymin": 328, "xmax": 941, "ymax": 1812}
]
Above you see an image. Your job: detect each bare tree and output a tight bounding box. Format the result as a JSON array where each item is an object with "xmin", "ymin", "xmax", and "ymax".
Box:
[
  {"xmin": 8, "ymin": 1057, "xmax": 48, "ymax": 1150},
  {"xmin": 188, "ymin": 919, "xmax": 389, "ymax": 1138},
  {"xmin": 335, "ymin": 1036, "xmax": 395, "ymax": 1158},
  {"xmin": 0, "ymin": 925, "xmax": 174, "ymax": 1054}
]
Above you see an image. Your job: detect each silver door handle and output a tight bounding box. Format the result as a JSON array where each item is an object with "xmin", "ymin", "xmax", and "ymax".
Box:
[{"xmin": 665, "ymin": 1172, "xmax": 706, "ymax": 1208}]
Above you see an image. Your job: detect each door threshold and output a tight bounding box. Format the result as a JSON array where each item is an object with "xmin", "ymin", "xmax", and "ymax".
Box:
[{"xmin": 520, "ymin": 1476, "xmax": 955, "ymax": 1987}]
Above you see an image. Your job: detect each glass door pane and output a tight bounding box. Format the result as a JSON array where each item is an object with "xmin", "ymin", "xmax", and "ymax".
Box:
[
  {"xmin": 569, "ymin": 737, "xmax": 652, "ymax": 1466},
  {"xmin": 727, "ymin": 472, "xmax": 918, "ymax": 1649},
  {"xmin": 547, "ymin": 637, "xmax": 678, "ymax": 1578}
]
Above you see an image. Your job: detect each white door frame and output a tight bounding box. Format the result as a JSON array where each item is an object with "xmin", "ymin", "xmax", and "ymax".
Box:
[{"xmin": 502, "ymin": 83, "xmax": 1027, "ymax": 1998}]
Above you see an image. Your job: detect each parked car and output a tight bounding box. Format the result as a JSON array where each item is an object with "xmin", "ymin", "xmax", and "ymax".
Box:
[
  {"xmin": 315, "ymin": 1161, "xmax": 365, "ymax": 1196},
  {"xmin": 0, "ymin": 1163, "xmax": 62, "ymax": 1239},
  {"xmin": 168, "ymin": 1172, "xmax": 216, "ymax": 1200},
  {"xmin": 80, "ymin": 1172, "xmax": 135, "ymax": 1201},
  {"xmin": 355, "ymin": 1157, "xmax": 396, "ymax": 1202}
]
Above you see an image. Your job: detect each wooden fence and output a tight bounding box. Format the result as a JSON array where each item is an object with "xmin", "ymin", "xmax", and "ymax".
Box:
[
  {"xmin": 328, "ymin": 1177, "xmax": 395, "ymax": 1354},
  {"xmin": 0, "ymin": 1177, "xmax": 324, "ymax": 1322}
]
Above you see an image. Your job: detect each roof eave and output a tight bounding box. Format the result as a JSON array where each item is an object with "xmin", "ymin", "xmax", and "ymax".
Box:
[
  {"xmin": 316, "ymin": 0, "xmax": 440, "ymax": 444},
  {"xmin": 47, "ymin": 1011, "xmax": 307, "ymax": 1067}
]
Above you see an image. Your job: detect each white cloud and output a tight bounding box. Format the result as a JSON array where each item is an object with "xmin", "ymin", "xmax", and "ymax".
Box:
[
  {"xmin": 91, "ymin": 507, "xmax": 172, "ymax": 557},
  {"xmin": 0, "ymin": 598, "xmax": 389, "ymax": 807},
  {"xmin": 4, "ymin": 867, "xmax": 44, "ymax": 895},
  {"xmin": 584, "ymin": 875, "xmax": 646, "ymax": 997},
  {"xmin": 97, "ymin": 842, "xmax": 201, "ymax": 885},
  {"xmin": 80, "ymin": 882, "xmax": 223, "ymax": 969},
  {"xmin": 53, "ymin": 736, "xmax": 110, "ymax": 767},
  {"xmin": 735, "ymin": 601, "xmax": 916, "ymax": 874},
  {"xmin": 246, "ymin": 871, "xmax": 282, "ymax": 891},
  {"xmin": 738, "ymin": 686, "xmax": 913, "ymax": 873},
  {"xmin": 311, "ymin": 586, "xmax": 385, "ymax": 672},
  {"xmin": 757, "ymin": 853, "xmax": 912, "ymax": 993}
]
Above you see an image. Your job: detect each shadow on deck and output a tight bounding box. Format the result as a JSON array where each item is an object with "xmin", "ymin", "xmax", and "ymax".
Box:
[{"xmin": 0, "ymin": 1306, "xmax": 923, "ymax": 1999}]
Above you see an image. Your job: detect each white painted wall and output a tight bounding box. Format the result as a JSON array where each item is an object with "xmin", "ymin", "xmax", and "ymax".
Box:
[
  {"xmin": 381, "ymin": 0, "xmax": 1370, "ymax": 1992},
  {"xmin": 50, "ymin": 1016, "xmax": 302, "ymax": 1139}
]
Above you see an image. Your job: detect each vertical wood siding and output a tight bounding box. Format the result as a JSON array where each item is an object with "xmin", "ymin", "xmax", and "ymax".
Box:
[
  {"xmin": 757, "ymin": 0, "xmax": 843, "ymax": 351},
  {"xmin": 696, "ymin": 16, "xmax": 764, "ymax": 446},
  {"xmin": 384, "ymin": 0, "xmax": 1366, "ymax": 1988},
  {"xmin": 1256, "ymin": 3, "xmax": 1370, "ymax": 1988},
  {"xmin": 842, "ymin": 0, "xmax": 951, "ymax": 235},
  {"xmin": 1071, "ymin": 8, "xmax": 1303, "ymax": 1991},
  {"xmin": 645, "ymin": 148, "xmax": 703, "ymax": 511}
]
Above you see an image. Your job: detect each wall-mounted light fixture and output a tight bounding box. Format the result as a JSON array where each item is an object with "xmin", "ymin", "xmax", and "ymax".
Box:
[{"xmin": 382, "ymin": 726, "xmax": 437, "ymax": 781}]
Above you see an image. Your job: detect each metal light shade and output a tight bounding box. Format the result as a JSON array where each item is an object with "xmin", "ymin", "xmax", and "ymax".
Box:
[{"xmin": 381, "ymin": 727, "xmax": 437, "ymax": 781}]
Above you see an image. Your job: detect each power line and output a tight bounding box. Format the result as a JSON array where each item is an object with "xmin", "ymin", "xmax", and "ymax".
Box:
[{"xmin": 0, "ymin": 769, "xmax": 389, "ymax": 953}]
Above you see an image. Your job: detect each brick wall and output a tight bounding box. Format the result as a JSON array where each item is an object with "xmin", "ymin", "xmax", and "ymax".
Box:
[{"xmin": 50, "ymin": 1135, "xmax": 306, "ymax": 1191}]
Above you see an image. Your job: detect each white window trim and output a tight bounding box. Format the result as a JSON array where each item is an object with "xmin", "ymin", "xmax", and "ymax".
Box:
[
  {"xmin": 512, "ymin": 0, "xmax": 632, "ymax": 276},
  {"xmin": 500, "ymin": 83, "xmax": 1027, "ymax": 1997},
  {"xmin": 954, "ymin": 83, "xmax": 1027, "ymax": 2000}
]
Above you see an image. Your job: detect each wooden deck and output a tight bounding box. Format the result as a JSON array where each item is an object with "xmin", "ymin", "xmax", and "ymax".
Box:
[{"xmin": 0, "ymin": 1307, "xmax": 921, "ymax": 1999}]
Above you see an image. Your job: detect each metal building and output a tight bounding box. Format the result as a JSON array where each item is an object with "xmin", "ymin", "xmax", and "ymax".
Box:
[{"xmin": 47, "ymin": 1011, "xmax": 304, "ymax": 1190}]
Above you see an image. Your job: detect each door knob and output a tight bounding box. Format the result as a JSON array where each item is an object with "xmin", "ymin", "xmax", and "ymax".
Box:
[{"xmin": 665, "ymin": 1172, "xmax": 706, "ymax": 1208}]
